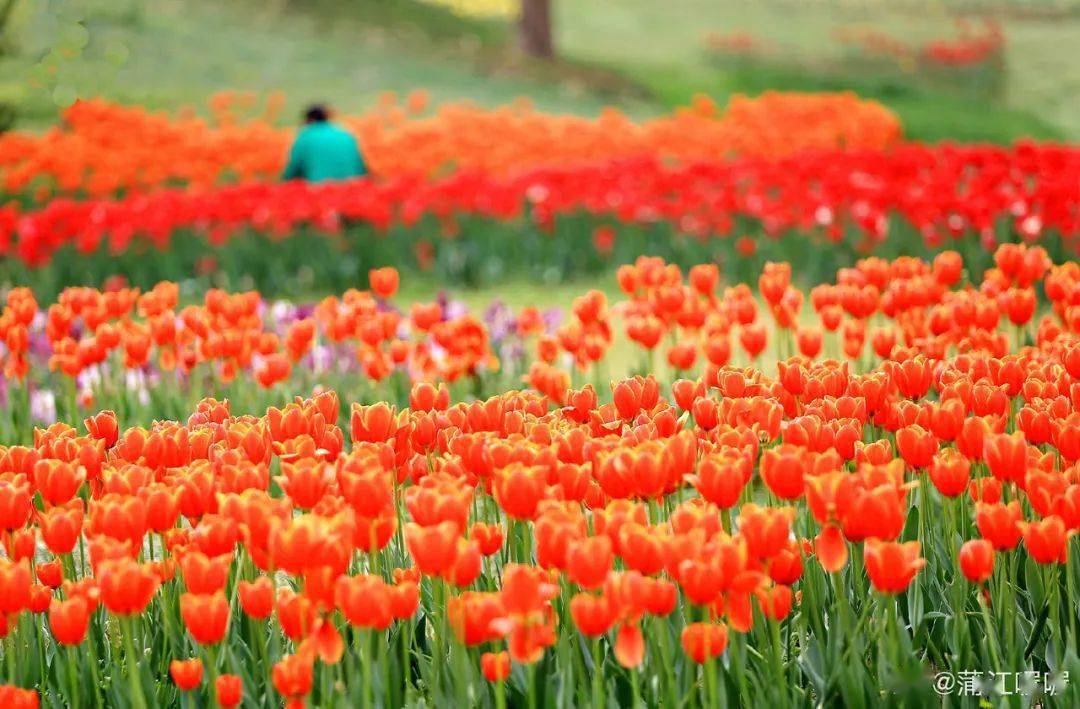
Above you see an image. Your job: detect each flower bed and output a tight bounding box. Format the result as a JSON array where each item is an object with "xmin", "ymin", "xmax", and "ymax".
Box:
[
  {"xmin": 2, "ymin": 245, "xmax": 1080, "ymax": 705},
  {"xmin": 2, "ymin": 143, "xmax": 1075, "ymax": 292},
  {"xmin": 0, "ymin": 92, "xmax": 901, "ymax": 199}
]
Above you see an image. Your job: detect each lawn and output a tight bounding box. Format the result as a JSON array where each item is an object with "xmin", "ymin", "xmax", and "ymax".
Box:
[
  {"xmin": 555, "ymin": 0, "xmax": 1079, "ymax": 141},
  {"xmin": 3, "ymin": 0, "xmax": 1078, "ymax": 142},
  {"xmin": 0, "ymin": 0, "xmax": 652, "ymax": 129}
]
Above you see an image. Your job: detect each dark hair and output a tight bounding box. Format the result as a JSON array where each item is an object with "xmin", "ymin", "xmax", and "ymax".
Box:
[{"xmin": 304, "ymin": 104, "xmax": 330, "ymax": 123}]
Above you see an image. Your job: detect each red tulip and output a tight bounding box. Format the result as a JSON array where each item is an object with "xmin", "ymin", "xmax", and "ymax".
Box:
[
  {"xmin": 169, "ymin": 658, "xmax": 203, "ymax": 691},
  {"xmin": 1022, "ymin": 515, "xmax": 1070, "ymax": 565},
  {"xmin": 863, "ymin": 539, "xmax": 925, "ymax": 594},
  {"xmin": 958, "ymin": 539, "xmax": 994, "ymax": 584}
]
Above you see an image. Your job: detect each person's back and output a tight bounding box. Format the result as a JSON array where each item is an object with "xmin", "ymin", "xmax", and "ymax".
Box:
[{"xmin": 283, "ymin": 105, "xmax": 367, "ymax": 182}]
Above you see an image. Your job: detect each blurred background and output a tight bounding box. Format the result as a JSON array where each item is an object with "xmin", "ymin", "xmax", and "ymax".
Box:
[{"xmin": 1, "ymin": 0, "xmax": 1077, "ymax": 142}]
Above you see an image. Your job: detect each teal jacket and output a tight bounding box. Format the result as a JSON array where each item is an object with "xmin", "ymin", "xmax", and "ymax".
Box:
[{"xmin": 282, "ymin": 122, "xmax": 367, "ymax": 182}]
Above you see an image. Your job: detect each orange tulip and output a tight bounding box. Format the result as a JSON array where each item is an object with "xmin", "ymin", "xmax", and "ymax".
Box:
[
  {"xmin": 0, "ymin": 478, "xmax": 32, "ymax": 531},
  {"xmin": 404, "ymin": 521, "xmax": 460, "ymax": 576},
  {"xmin": 369, "ymin": 267, "xmax": 400, "ymax": 299},
  {"xmin": 666, "ymin": 341, "xmax": 697, "ymax": 371},
  {"xmin": 215, "ymin": 675, "xmax": 243, "ymax": 709},
  {"xmin": 612, "ymin": 375, "xmax": 661, "ymax": 420},
  {"xmin": 48, "ymin": 596, "xmax": 91, "ymax": 646},
  {"xmin": 481, "ymin": 651, "xmax": 511, "ymax": 682},
  {"xmin": 614, "ymin": 623, "xmax": 645, "ymax": 668},
  {"xmin": 180, "ymin": 591, "xmax": 230, "ymax": 645},
  {"xmin": 444, "ymin": 539, "xmax": 483, "ymax": 587},
  {"xmin": 680, "ymin": 622, "xmax": 728, "ymax": 663},
  {"xmin": 238, "ymin": 577, "xmax": 274, "ymax": 619},
  {"xmin": 389, "ymin": 581, "xmax": 420, "ymax": 620},
  {"xmin": 814, "ymin": 524, "xmax": 848, "ymax": 573},
  {"xmin": 760, "ymin": 444, "xmax": 806, "ymax": 500},
  {"xmin": 958, "ymin": 539, "xmax": 994, "ymax": 584},
  {"xmin": 32, "ymin": 460, "xmax": 85, "ymax": 507},
  {"xmin": 1022, "ymin": 515, "xmax": 1070, "ymax": 565},
  {"xmin": 84, "ymin": 410, "xmax": 120, "ymax": 448},
  {"xmin": 567, "ymin": 536, "xmax": 614, "ymax": 590},
  {"xmin": 409, "ymin": 382, "xmax": 450, "ymax": 412},
  {"xmin": 796, "ymin": 327, "xmax": 823, "ymax": 359},
  {"xmin": 569, "ymin": 592, "xmax": 616, "ymax": 637},
  {"xmin": 272, "ymin": 652, "xmax": 315, "ymax": 704},
  {"xmin": 768, "ymin": 542, "xmax": 804, "ymax": 585},
  {"xmin": 97, "ymin": 558, "xmax": 159, "ymax": 616},
  {"xmin": 863, "ymin": 539, "xmax": 925, "ymax": 594},
  {"xmin": 448, "ymin": 592, "xmax": 506, "ymax": 645},
  {"xmin": 739, "ymin": 503, "xmax": 795, "ymax": 559},
  {"xmin": 738, "ymin": 324, "xmax": 767, "ymax": 360},
  {"xmin": 469, "ymin": 522, "xmax": 504, "ymax": 556},
  {"xmin": 691, "ymin": 397, "xmax": 719, "ymax": 431},
  {"xmin": 179, "ymin": 550, "xmax": 232, "ymax": 595},
  {"xmin": 976, "ymin": 501, "xmax": 1023, "ymax": 551},
  {"xmin": 895, "ymin": 424, "xmax": 938, "ymax": 469},
  {"xmin": 890, "ymin": 356, "xmax": 934, "ymax": 400},
  {"xmin": 36, "ymin": 559, "xmax": 63, "ymax": 589},
  {"xmin": 276, "ymin": 589, "xmax": 317, "ymax": 641},
  {"xmin": 984, "ymin": 431, "xmax": 1028, "ymax": 485},
  {"xmin": 350, "ymin": 403, "xmax": 397, "ymax": 443},
  {"xmin": 756, "ymin": 584, "xmax": 794, "ymax": 620},
  {"xmin": 493, "ymin": 464, "xmax": 546, "ymax": 520},
  {"xmin": 690, "ymin": 449, "xmax": 748, "ymax": 509},
  {"xmin": 169, "ymin": 658, "xmax": 203, "ymax": 691},
  {"xmin": 928, "ymin": 449, "xmax": 970, "ymax": 498}
]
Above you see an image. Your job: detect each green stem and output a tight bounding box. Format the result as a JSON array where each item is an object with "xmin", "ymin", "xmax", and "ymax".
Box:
[
  {"xmin": 379, "ymin": 629, "xmax": 391, "ymax": 708},
  {"xmin": 978, "ymin": 594, "xmax": 1005, "ymax": 672},
  {"xmin": 402, "ymin": 618, "xmax": 413, "ymax": 697},
  {"xmin": 1067, "ymin": 539, "xmax": 1078, "ymax": 653},
  {"xmin": 591, "ymin": 637, "xmax": 603, "ymax": 709},
  {"xmin": 528, "ymin": 661, "xmax": 537, "ymax": 709},
  {"xmin": 66, "ymin": 646, "xmax": 81, "ymax": 707},
  {"xmin": 769, "ymin": 617, "xmax": 788, "ymax": 706},
  {"xmin": 652, "ymin": 617, "xmax": 678, "ymax": 708},
  {"xmin": 454, "ymin": 634, "xmax": 469, "ymax": 708},
  {"xmin": 1003, "ymin": 555, "xmax": 1016, "ymax": 666},
  {"xmin": 121, "ymin": 617, "xmax": 148, "ymax": 709},
  {"xmin": 432, "ymin": 579, "xmax": 448, "ymax": 698},
  {"xmin": 729, "ymin": 632, "xmax": 750, "ymax": 703},
  {"xmin": 947, "ymin": 498, "xmax": 967, "ymax": 669},
  {"xmin": 361, "ymin": 629, "xmax": 373, "ymax": 709},
  {"xmin": 205, "ymin": 643, "xmax": 220, "ymax": 705}
]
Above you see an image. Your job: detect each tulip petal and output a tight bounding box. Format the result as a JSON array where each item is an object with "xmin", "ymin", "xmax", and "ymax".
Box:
[
  {"xmin": 815, "ymin": 524, "xmax": 848, "ymax": 573},
  {"xmin": 614, "ymin": 623, "xmax": 645, "ymax": 668}
]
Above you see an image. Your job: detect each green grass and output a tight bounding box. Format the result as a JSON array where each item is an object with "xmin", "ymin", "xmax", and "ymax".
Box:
[
  {"xmin": 3, "ymin": 0, "xmax": 1077, "ymax": 141},
  {"xmin": 0, "ymin": 0, "xmax": 653, "ymax": 129},
  {"xmin": 555, "ymin": 0, "xmax": 1079, "ymax": 141},
  {"xmin": 657, "ymin": 59, "xmax": 1066, "ymax": 143},
  {"xmin": 398, "ymin": 276, "xmax": 619, "ymax": 314},
  {"xmin": 398, "ymin": 274, "xmax": 681, "ymax": 382}
]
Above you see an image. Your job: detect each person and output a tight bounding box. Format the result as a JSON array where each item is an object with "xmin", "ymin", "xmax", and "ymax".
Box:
[{"xmin": 282, "ymin": 104, "xmax": 367, "ymax": 182}]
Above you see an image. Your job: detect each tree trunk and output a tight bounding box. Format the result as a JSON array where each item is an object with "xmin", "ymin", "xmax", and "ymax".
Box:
[
  {"xmin": 0, "ymin": 0, "xmax": 20, "ymax": 37},
  {"xmin": 519, "ymin": 0, "xmax": 554, "ymax": 59}
]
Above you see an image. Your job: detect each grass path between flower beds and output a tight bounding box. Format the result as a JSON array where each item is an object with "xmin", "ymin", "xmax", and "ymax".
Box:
[
  {"xmin": 398, "ymin": 274, "xmax": 834, "ymax": 384},
  {"xmin": 397, "ymin": 274, "xmax": 640, "ymax": 382}
]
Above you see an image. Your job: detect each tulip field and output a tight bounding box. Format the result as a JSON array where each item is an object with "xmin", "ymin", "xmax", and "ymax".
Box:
[
  {"xmin": 0, "ymin": 94, "xmax": 1075, "ymax": 293},
  {"xmin": 2, "ymin": 87, "xmax": 1080, "ymax": 709}
]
